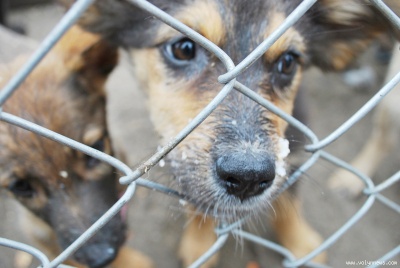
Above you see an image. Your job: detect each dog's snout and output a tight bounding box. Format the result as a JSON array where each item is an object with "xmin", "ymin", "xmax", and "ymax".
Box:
[
  {"xmin": 74, "ymin": 243, "xmax": 117, "ymax": 268},
  {"xmin": 216, "ymin": 152, "xmax": 275, "ymax": 201}
]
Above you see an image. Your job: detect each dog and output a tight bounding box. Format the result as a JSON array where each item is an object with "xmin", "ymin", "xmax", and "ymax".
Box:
[
  {"xmin": 0, "ymin": 26, "xmax": 152, "ymax": 268},
  {"xmin": 60, "ymin": 0, "xmax": 400, "ymax": 266},
  {"xmin": 328, "ymin": 41, "xmax": 400, "ymax": 197}
]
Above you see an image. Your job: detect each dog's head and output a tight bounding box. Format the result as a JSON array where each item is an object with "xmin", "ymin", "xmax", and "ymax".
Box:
[
  {"xmin": 0, "ymin": 26, "xmax": 122, "ymax": 267},
  {"xmin": 64, "ymin": 0, "xmax": 399, "ymax": 221}
]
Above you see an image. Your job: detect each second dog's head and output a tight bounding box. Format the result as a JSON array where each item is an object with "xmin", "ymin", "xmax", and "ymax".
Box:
[
  {"xmin": 66, "ymin": 0, "xmax": 399, "ymax": 221},
  {"xmin": 0, "ymin": 26, "xmax": 123, "ymax": 267}
]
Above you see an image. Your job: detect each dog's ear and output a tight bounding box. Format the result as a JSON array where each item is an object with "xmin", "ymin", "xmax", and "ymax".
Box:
[
  {"xmin": 307, "ymin": 0, "xmax": 400, "ymax": 71},
  {"xmin": 59, "ymin": 0, "xmax": 184, "ymax": 47},
  {"xmin": 55, "ymin": 26, "xmax": 118, "ymax": 94},
  {"xmin": 73, "ymin": 36, "xmax": 118, "ymax": 94}
]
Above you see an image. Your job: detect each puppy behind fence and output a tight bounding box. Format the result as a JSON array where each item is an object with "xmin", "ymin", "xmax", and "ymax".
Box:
[{"xmin": 0, "ymin": 0, "xmax": 399, "ymax": 267}]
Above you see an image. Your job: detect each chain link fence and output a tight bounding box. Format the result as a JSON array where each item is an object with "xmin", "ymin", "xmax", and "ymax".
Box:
[{"xmin": 0, "ymin": 0, "xmax": 399, "ymax": 267}]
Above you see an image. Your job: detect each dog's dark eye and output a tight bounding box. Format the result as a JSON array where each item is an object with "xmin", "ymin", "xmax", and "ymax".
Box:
[
  {"xmin": 277, "ymin": 53, "xmax": 296, "ymax": 75},
  {"xmin": 164, "ymin": 37, "xmax": 196, "ymax": 64},
  {"xmin": 171, "ymin": 38, "xmax": 196, "ymax": 60},
  {"xmin": 8, "ymin": 179, "xmax": 35, "ymax": 198},
  {"xmin": 86, "ymin": 139, "xmax": 105, "ymax": 168},
  {"xmin": 272, "ymin": 51, "xmax": 299, "ymax": 89}
]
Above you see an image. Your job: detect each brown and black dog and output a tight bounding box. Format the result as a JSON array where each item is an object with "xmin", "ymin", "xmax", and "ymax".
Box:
[
  {"xmin": 0, "ymin": 26, "xmax": 152, "ymax": 267},
  {"xmin": 61, "ymin": 0, "xmax": 400, "ymax": 266}
]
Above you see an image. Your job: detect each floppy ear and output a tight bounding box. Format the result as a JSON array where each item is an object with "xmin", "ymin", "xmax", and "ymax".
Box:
[
  {"xmin": 59, "ymin": 0, "xmax": 184, "ymax": 47},
  {"xmin": 74, "ymin": 36, "xmax": 119, "ymax": 94},
  {"xmin": 307, "ymin": 0, "xmax": 400, "ymax": 71},
  {"xmin": 54, "ymin": 25, "xmax": 119, "ymax": 94}
]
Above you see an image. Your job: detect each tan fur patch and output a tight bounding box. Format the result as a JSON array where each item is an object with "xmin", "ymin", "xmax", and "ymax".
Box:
[
  {"xmin": 258, "ymin": 12, "xmax": 306, "ymax": 136},
  {"xmin": 271, "ymin": 193, "xmax": 326, "ymax": 262},
  {"xmin": 179, "ymin": 211, "xmax": 218, "ymax": 267},
  {"xmin": 263, "ymin": 12, "xmax": 306, "ymax": 63},
  {"xmin": 155, "ymin": 0, "xmax": 225, "ymax": 46},
  {"xmin": 129, "ymin": 48, "xmax": 218, "ymax": 141},
  {"xmin": 53, "ymin": 26, "xmax": 101, "ymax": 72},
  {"xmin": 83, "ymin": 127, "xmax": 104, "ymax": 145},
  {"xmin": 321, "ymin": 0, "xmax": 369, "ymax": 26},
  {"xmin": 330, "ymin": 41, "xmax": 367, "ymax": 70}
]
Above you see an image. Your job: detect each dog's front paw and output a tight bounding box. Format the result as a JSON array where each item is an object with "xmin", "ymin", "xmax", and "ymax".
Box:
[
  {"xmin": 14, "ymin": 251, "xmax": 33, "ymax": 268},
  {"xmin": 328, "ymin": 169, "xmax": 365, "ymax": 198},
  {"xmin": 111, "ymin": 246, "xmax": 154, "ymax": 268},
  {"xmin": 178, "ymin": 217, "xmax": 218, "ymax": 268},
  {"xmin": 281, "ymin": 221, "xmax": 327, "ymax": 264}
]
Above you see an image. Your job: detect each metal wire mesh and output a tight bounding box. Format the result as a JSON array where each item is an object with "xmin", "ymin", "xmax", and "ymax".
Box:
[{"xmin": 0, "ymin": 0, "xmax": 399, "ymax": 267}]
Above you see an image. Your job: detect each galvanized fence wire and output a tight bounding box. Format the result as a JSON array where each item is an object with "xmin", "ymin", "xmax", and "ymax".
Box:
[{"xmin": 0, "ymin": 0, "xmax": 399, "ymax": 267}]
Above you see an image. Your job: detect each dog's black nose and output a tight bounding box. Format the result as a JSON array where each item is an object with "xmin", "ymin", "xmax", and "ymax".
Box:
[
  {"xmin": 75, "ymin": 243, "xmax": 117, "ymax": 268},
  {"xmin": 216, "ymin": 153, "xmax": 275, "ymax": 201}
]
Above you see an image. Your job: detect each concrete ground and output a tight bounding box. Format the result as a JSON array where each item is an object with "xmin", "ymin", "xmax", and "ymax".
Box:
[{"xmin": 0, "ymin": 2, "xmax": 399, "ymax": 268}]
